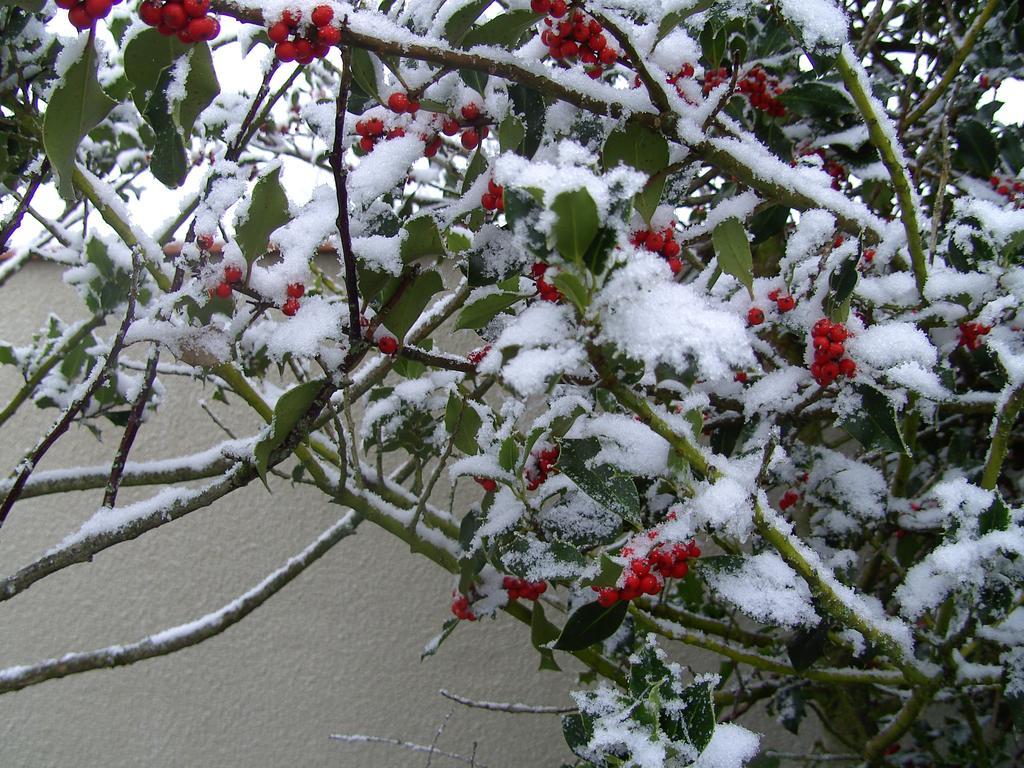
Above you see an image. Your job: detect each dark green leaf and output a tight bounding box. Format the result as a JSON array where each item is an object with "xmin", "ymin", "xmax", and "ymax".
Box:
[
  {"xmin": 558, "ymin": 438, "xmax": 641, "ymax": 525},
  {"xmin": 979, "ymin": 493, "xmax": 1011, "ymax": 534},
  {"xmin": 123, "ymin": 29, "xmax": 189, "ymax": 113},
  {"xmin": 445, "ymin": 392, "xmax": 483, "ymax": 455},
  {"xmin": 786, "ymin": 623, "xmax": 829, "ymax": 671},
  {"xmin": 459, "ymin": 68, "xmax": 488, "ymax": 93},
  {"xmin": 379, "ymin": 269, "xmax": 444, "ymax": 339},
  {"xmin": 455, "ymin": 291, "xmax": 522, "ymax": 330},
  {"xmin": 554, "ymin": 600, "xmax": 629, "ymax": 651},
  {"xmin": 444, "ymin": 0, "xmax": 491, "ymax": 44},
  {"xmin": 700, "ymin": 18, "xmax": 728, "ymax": 69},
  {"xmin": 712, "ymin": 217, "xmax": 754, "ymax": 298},
  {"xmin": 677, "ymin": 681, "xmax": 715, "ymax": 751},
  {"xmin": 562, "ymin": 713, "xmax": 594, "ymax": 757},
  {"xmin": 531, "ymin": 601, "xmax": 562, "ymax": 671},
  {"xmin": 235, "ymin": 167, "xmax": 290, "ymax": 265},
  {"xmin": 825, "ymin": 256, "xmax": 858, "ymax": 317},
  {"xmin": 603, "ymin": 121, "xmax": 669, "ymax": 225},
  {"xmin": 583, "ymin": 554, "xmax": 624, "ymax": 588},
  {"xmin": 551, "ymin": 189, "xmax": 599, "ymax": 265},
  {"xmin": 400, "ymin": 215, "xmax": 446, "ymax": 264},
  {"xmin": 508, "ymin": 83, "xmax": 546, "ymax": 158},
  {"xmin": 552, "ymin": 272, "xmax": 589, "ymax": 314},
  {"xmin": 841, "ymin": 385, "xmax": 911, "ymax": 456},
  {"xmin": 462, "ymin": 9, "xmax": 540, "ymax": 49},
  {"xmin": 43, "ymin": 38, "xmax": 118, "ymax": 200},
  {"xmin": 498, "ymin": 437, "xmax": 519, "ymax": 472},
  {"xmin": 350, "ymin": 47, "xmax": 379, "ymax": 101},
  {"xmin": 498, "ymin": 114, "xmax": 526, "ymax": 153},
  {"xmin": 252, "ymin": 379, "xmax": 325, "ymax": 483},
  {"xmin": 779, "ymin": 82, "xmax": 854, "ymax": 118},
  {"xmin": 421, "ymin": 618, "xmax": 459, "ymax": 660},
  {"xmin": 953, "ymin": 119, "xmax": 999, "ymax": 178}
]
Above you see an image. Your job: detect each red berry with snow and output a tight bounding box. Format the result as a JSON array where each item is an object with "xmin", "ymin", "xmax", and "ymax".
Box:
[{"xmin": 378, "ymin": 336, "xmax": 399, "ymax": 355}]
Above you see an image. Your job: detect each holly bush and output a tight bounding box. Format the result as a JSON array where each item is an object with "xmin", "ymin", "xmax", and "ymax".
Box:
[{"xmin": 1, "ymin": 0, "xmax": 1024, "ymax": 765}]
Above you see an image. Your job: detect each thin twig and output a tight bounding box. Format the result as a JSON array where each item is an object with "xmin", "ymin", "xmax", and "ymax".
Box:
[
  {"xmin": 0, "ymin": 159, "xmax": 49, "ymax": 251},
  {"xmin": 438, "ymin": 689, "xmax": 577, "ymax": 714},
  {"xmin": 329, "ymin": 734, "xmax": 485, "ymax": 767},
  {"xmin": 0, "ymin": 512, "xmax": 361, "ymax": 695},
  {"xmin": 103, "ymin": 344, "xmax": 160, "ymax": 508}
]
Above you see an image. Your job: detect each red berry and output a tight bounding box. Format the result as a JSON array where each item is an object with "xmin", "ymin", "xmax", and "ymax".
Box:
[
  {"xmin": 531, "ymin": 262, "xmax": 548, "ymax": 278},
  {"xmin": 839, "ymin": 358, "xmax": 856, "ymax": 377},
  {"xmin": 812, "ymin": 318, "xmax": 831, "ymax": 336},
  {"xmin": 549, "ymin": 0, "xmax": 566, "ymax": 16},
  {"xmin": 286, "ymin": 282, "xmax": 305, "ymax": 299},
  {"xmin": 645, "ymin": 233, "xmax": 664, "ymax": 252},
  {"xmin": 280, "ymin": 9, "xmax": 300, "ymax": 27},
  {"xmin": 461, "ymin": 128, "xmax": 480, "ymax": 150},
  {"xmin": 669, "ymin": 561, "xmax": 689, "ymax": 579},
  {"xmin": 214, "ymin": 281, "xmax": 232, "ymax": 299},
  {"xmin": 662, "ymin": 239, "xmax": 681, "ymax": 258},
  {"xmin": 378, "ymin": 336, "xmax": 399, "ymax": 355},
  {"xmin": 597, "ymin": 588, "xmax": 618, "ymax": 607},
  {"xmin": 161, "ymin": 3, "xmax": 187, "ymax": 29},
  {"xmin": 387, "ymin": 92, "xmax": 410, "ymax": 113},
  {"xmin": 196, "ymin": 233, "xmax": 215, "ymax": 251},
  {"xmin": 747, "ymin": 307, "xmax": 765, "ymax": 326},
  {"xmin": 461, "ymin": 103, "xmax": 481, "ymax": 121},
  {"xmin": 358, "ymin": 136, "xmax": 375, "ymax": 152},
  {"xmin": 268, "ymin": 21, "xmax": 290, "ymax": 43},
  {"xmin": 780, "ymin": 490, "xmax": 799, "ymax": 510},
  {"xmin": 481, "ymin": 192, "xmax": 497, "ymax": 210},
  {"xmin": 275, "ymin": 41, "xmax": 298, "ymax": 62},
  {"xmin": 139, "ymin": 0, "xmax": 162, "ymax": 24},
  {"xmin": 475, "ymin": 477, "xmax": 497, "ymax": 492},
  {"xmin": 282, "ymin": 297, "xmax": 300, "ymax": 316},
  {"xmin": 84, "ymin": 0, "xmax": 112, "ymax": 19},
  {"xmin": 667, "ymin": 256, "xmax": 682, "ymax": 274},
  {"xmin": 187, "ymin": 16, "xmax": 219, "ymax": 41},
  {"xmin": 68, "ymin": 4, "xmax": 93, "ymax": 28},
  {"xmin": 828, "ymin": 325, "xmax": 848, "ymax": 342},
  {"xmin": 223, "ymin": 265, "xmax": 243, "ymax": 284},
  {"xmin": 630, "ymin": 559, "xmax": 650, "ymax": 576},
  {"xmin": 182, "ymin": 0, "xmax": 209, "ymax": 16},
  {"xmin": 318, "ymin": 25, "xmax": 340, "ymax": 45},
  {"xmin": 441, "ymin": 118, "xmax": 460, "ymax": 136},
  {"xmin": 640, "ymin": 574, "xmax": 660, "ymax": 595},
  {"xmin": 598, "ymin": 46, "xmax": 617, "ymax": 65},
  {"xmin": 735, "ymin": 371, "xmax": 747, "ymax": 383},
  {"xmin": 777, "ymin": 295, "xmax": 795, "ymax": 312},
  {"xmin": 311, "ymin": 4, "xmax": 333, "ymax": 26},
  {"xmin": 530, "ymin": 0, "xmax": 550, "ymax": 11}
]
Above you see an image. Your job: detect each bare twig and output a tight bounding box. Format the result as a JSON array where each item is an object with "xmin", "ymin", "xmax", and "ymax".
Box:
[
  {"xmin": 0, "ymin": 511, "xmax": 361, "ymax": 695},
  {"xmin": 329, "ymin": 734, "xmax": 486, "ymax": 767},
  {"xmin": 103, "ymin": 345, "xmax": 161, "ymax": 508},
  {"xmin": 0, "ymin": 159, "xmax": 49, "ymax": 251},
  {"xmin": 438, "ymin": 689, "xmax": 577, "ymax": 715}
]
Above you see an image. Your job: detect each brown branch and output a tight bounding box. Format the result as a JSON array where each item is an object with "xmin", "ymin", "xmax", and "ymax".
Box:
[
  {"xmin": 0, "ymin": 159, "xmax": 49, "ymax": 252},
  {"xmin": 102, "ymin": 345, "xmax": 161, "ymax": 508},
  {"xmin": 330, "ymin": 44, "xmax": 363, "ymax": 350}
]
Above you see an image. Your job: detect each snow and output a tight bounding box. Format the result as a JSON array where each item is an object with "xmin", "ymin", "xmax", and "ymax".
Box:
[
  {"xmin": 595, "ymin": 251, "xmax": 756, "ymax": 382},
  {"xmin": 707, "ymin": 552, "xmax": 820, "ymax": 628},
  {"xmin": 566, "ymin": 413, "xmax": 670, "ymax": 477},
  {"xmin": 846, "ymin": 322, "xmax": 937, "ymax": 371},
  {"xmin": 348, "ymin": 134, "xmax": 425, "ymax": 208},
  {"xmin": 692, "ymin": 724, "xmax": 760, "ymax": 768},
  {"xmin": 779, "ymin": 0, "xmax": 847, "ymax": 49}
]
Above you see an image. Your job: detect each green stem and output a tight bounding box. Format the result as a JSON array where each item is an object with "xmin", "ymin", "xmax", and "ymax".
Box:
[
  {"xmin": 863, "ymin": 684, "xmax": 938, "ymax": 762},
  {"xmin": 837, "ymin": 46, "xmax": 928, "ymax": 297},
  {"xmin": 902, "ymin": 0, "xmax": 1001, "ymax": 129},
  {"xmin": 980, "ymin": 381, "xmax": 1024, "ymax": 491}
]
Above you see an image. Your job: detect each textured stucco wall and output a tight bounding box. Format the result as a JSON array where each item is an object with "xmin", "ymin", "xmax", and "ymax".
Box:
[{"xmin": 0, "ymin": 263, "xmax": 796, "ymax": 767}]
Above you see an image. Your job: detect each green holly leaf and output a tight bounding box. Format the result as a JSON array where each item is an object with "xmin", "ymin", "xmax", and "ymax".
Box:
[
  {"xmin": 712, "ymin": 217, "xmax": 754, "ymax": 298},
  {"xmin": 554, "ymin": 600, "xmax": 629, "ymax": 651},
  {"xmin": 253, "ymin": 379, "xmax": 325, "ymax": 484},
  {"xmin": 551, "ymin": 189, "xmax": 599, "ymax": 266},
  {"xmin": 235, "ymin": 167, "xmax": 290, "ymax": 265},
  {"xmin": 43, "ymin": 38, "xmax": 118, "ymax": 200}
]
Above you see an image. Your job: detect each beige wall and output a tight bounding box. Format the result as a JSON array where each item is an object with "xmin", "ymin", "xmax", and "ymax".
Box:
[{"xmin": 0, "ymin": 263, "xmax": 795, "ymax": 767}]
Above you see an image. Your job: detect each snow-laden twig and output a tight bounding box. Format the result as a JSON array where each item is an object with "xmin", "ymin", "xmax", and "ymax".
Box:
[
  {"xmin": 438, "ymin": 688, "xmax": 577, "ymax": 714},
  {"xmin": 0, "ymin": 511, "xmax": 361, "ymax": 695},
  {"xmin": 328, "ymin": 733, "xmax": 485, "ymax": 766}
]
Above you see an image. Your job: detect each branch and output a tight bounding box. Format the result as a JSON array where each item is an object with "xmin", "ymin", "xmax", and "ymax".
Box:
[
  {"xmin": 902, "ymin": 0, "xmax": 1001, "ymax": 129},
  {"xmin": 328, "ymin": 734, "xmax": 484, "ymax": 767},
  {"xmin": 0, "ymin": 250, "xmax": 143, "ymax": 529},
  {"xmin": 980, "ymin": 380, "xmax": 1024, "ymax": 491},
  {"xmin": 103, "ymin": 345, "xmax": 160, "ymax": 508},
  {"xmin": 837, "ymin": 44, "xmax": 928, "ymax": 297},
  {"xmin": 330, "ymin": 44, "xmax": 362, "ymax": 350},
  {"xmin": 438, "ymin": 688, "xmax": 576, "ymax": 714},
  {"xmin": 0, "ymin": 159, "xmax": 49, "ymax": 251},
  {"xmin": 0, "ymin": 511, "xmax": 361, "ymax": 695}
]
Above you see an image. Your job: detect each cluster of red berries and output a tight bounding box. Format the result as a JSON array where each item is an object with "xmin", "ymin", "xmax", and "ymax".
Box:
[
  {"xmin": 135, "ymin": 0, "xmax": 219, "ymax": 40},
  {"xmin": 735, "ymin": 66, "xmax": 786, "ymax": 117},
  {"xmin": 768, "ymin": 288, "xmax": 796, "ymax": 313},
  {"xmin": 353, "ymin": 117, "xmax": 387, "ymax": 152},
  {"xmin": 481, "ymin": 179, "xmax": 505, "ymax": 212},
  {"xmin": 630, "ymin": 226, "xmax": 683, "ymax": 274},
  {"xmin": 59, "ymin": 0, "xmax": 120, "ymax": 31},
  {"xmin": 665, "ymin": 62, "xmax": 696, "ymax": 99},
  {"xmin": 525, "ymin": 444, "xmax": 559, "ymax": 490},
  {"xmin": 810, "ymin": 318, "xmax": 856, "ymax": 386},
  {"xmin": 594, "ymin": 540, "xmax": 701, "ymax": 607},
  {"xmin": 531, "ymin": 262, "xmax": 562, "ymax": 304},
  {"xmin": 387, "ymin": 92, "xmax": 421, "ymax": 115},
  {"xmin": 282, "ymin": 282, "xmax": 304, "ymax": 317},
  {"xmin": 210, "ymin": 264, "xmax": 244, "ymax": 300},
  {"xmin": 958, "ymin": 321, "xmax": 992, "ymax": 351},
  {"xmin": 536, "ymin": 4, "xmax": 618, "ymax": 78},
  {"xmin": 779, "ymin": 489, "xmax": 799, "ymax": 510},
  {"xmin": 702, "ymin": 66, "xmax": 730, "ymax": 94},
  {"xmin": 502, "ymin": 576, "xmax": 547, "ymax": 601},
  {"xmin": 268, "ymin": 7, "xmax": 339, "ymax": 64},
  {"xmin": 450, "ymin": 593, "xmax": 477, "ymax": 621},
  {"xmin": 989, "ymin": 174, "xmax": 1024, "ymax": 207},
  {"xmin": 443, "ymin": 102, "xmax": 491, "ymax": 151}
]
